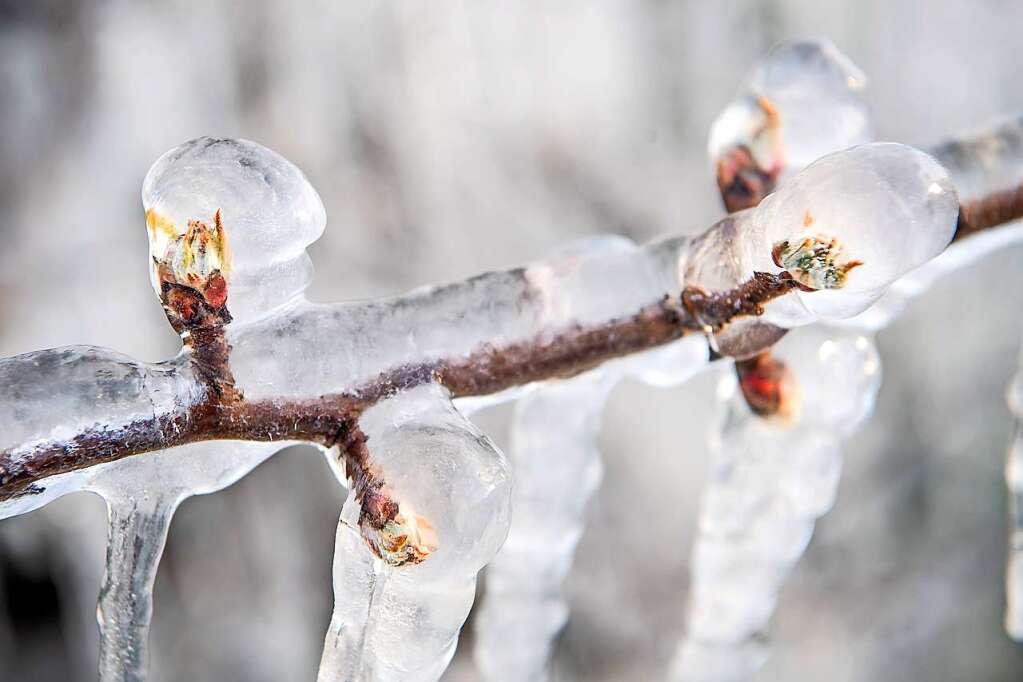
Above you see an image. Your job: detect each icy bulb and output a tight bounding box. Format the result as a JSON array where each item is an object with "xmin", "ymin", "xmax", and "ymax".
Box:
[
  {"xmin": 709, "ymin": 39, "xmax": 872, "ymax": 211},
  {"xmin": 142, "ymin": 137, "xmax": 326, "ymax": 325},
  {"xmin": 753, "ymin": 142, "xmax": 959, "ymax": 324}
]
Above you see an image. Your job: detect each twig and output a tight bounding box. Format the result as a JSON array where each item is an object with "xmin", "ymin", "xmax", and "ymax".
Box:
[{"xmin": 955, "ymin": 181, "xmax": 1023, "ymax": 241}]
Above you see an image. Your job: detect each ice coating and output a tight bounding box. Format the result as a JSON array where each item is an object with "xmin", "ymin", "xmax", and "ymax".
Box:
[
  {"xmin": 673, "ymin": 327, "xmax": 881, "ymax": 681},
  {"xmin": 838, "ymin": 118, "xmax": 1023, "ymax": 331},
  {"xmin": 682, "ymin": 143, "xmax": 958, "ymax": 346},
  {"xmin": 224, "ymin": 235, "xmax": 687, "ymax": 403},
  {"xmin": 1006, "ymin": 352, "xmax": 1023, "ymax": 640},
  {"xmin": 470, "ymin": 236, "xmax": 712, "ymax": 681},
  {"xmin": 753, "ymin": 143, "xmax": 958, "ymax": 324},
  {"xmin": 931, "ymin": 114, "xmax": 1023, "ymax": 203},
  {"xmin": 0, "ymin": 119, "xmax": 1016, "ymax": 682},
  {"xmin": 708, "ymin": 39, "xmax": 872, "ymax": 184},
  {"xmin": 318, "ymin": 384, "xmax": 511, "ymax": 681},
  {"xmin": 473, "ymin": 370, "xmax": 616, "ymax": 682},
  {"xmin": 142, "ymin": 137, "xmax": 326, "ymax": 323}
]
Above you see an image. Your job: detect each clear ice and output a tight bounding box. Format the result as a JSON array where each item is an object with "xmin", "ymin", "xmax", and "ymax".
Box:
[
  {"xmin": 679, "ymin": 46, "xmax": 1023, "ymax": 682},
  {"xmin": 673, "ymin": 328, "xmax": 880, "ymax": 681},
  {"xmin": 0, "ymin": 117, "xmax": 993, "ymax": 682},
  {"xmin": 1007, "ymin": 346, "xmax": 1023, "ymax": 641},
  {"xmin": 471, "ymin": 238, "xmax": 710, "ymax": 682},
  {"xmin": 317, "ymin": 383, "xmax": 511, "ymax": 681},
  {"xmin": 708, "ymin": 39, "xmax": 872, "ymax": 185}
]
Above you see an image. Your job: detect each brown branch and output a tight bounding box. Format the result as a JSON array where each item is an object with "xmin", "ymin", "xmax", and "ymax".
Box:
[
  {"xmin": 0, "ymin": 272, "xmax": 799, "ymax": 503},
  {"xmin": 955, "ymin": 181, "xmax": 1023, "ymax": 241},
  {"xmin": 2, "ymin": 172, "xmax": 1021, "ymax": 512}
]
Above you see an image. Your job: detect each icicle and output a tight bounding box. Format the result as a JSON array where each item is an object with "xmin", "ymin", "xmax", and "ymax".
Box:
[
  {"xmin": 1006, "ymin": 349, "xmax": 1023, "ymax": 640},
  {"xmin": 94, "ymin": 494, "xmax": 175, "ymax": 682},
  {"xmin": 86, "ymin": 440, "xmax": 290, "ymax": 682},
  {"xmin": 672, "ymin": 327, "xmax": 880, "ymax": 681},
  {"xmin": 473, "ymin": 370, "xmax": 616, "ymax": 681},
  {"xmin": 318, "ymin": 383, "xmax": 511, "ymax": 682}
]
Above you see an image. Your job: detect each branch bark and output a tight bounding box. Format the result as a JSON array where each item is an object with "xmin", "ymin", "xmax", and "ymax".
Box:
[
  {"xmin": 0, "ymin": 272, "xmax": 800, "ymax": 501},
  {"xmin": 2, "ymin": 159, "xmax": 1022, "ymax": 506}
]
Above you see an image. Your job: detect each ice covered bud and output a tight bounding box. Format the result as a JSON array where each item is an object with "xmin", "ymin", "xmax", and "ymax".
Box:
[
  {"xmin": 752, "ymin": 142, "xmax": 959, "ymax": 324},
  {"xmin": 771, "ymin": 233, "xmax": 862, "ymax": 291},
  {"xmin": 349, "ymin": 384, "xmax": 511, "ymax": 578},
  {"xmin": 709, "ymin": 39, "xmax": 872, "ymax": 211},
  {"xmin": 143, "ymin": 137, "xmax": 326, "ymax": 326}
]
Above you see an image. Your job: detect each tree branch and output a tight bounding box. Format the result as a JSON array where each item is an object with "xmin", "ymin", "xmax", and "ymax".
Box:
[
  {"xmin": 955, "ymin": 181, "xmax": 1023, "ymax": 241},
  {"xmin": 0, "ymin": 271, "xmax": 800, "ymax": 501},
  {"xmin": 3, "ymin": 133, "xmax": 1023, "ymax": 511}
]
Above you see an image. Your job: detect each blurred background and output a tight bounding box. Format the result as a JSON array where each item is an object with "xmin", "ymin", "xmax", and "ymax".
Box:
[{"xmin": 1, "ymin": 1, "xmax": 1023, "ymax": 680}]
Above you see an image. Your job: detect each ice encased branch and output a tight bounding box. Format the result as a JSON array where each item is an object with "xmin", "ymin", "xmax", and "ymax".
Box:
[
  {"xmin": 843, "ymin": 115, "xmax": 1023, "ymax": 330},
  {"xmin": 709, "ymin": 39, "xmax": 872, "ymax": 212},
  {"xmin": 0, "ymin": 134, "xmax": 965, "ymax": 682}
]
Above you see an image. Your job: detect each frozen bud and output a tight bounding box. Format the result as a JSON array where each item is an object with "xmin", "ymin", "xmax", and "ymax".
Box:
[
  {"xmin": 143, "ymin": 137, "xmax": 326, "ymax": 326},
  {"xmin": 709, "ymin": 39, "xmax": 872, "ymax": 211},
  {"xmin": 752, "ymin": 142, "xmax": 958, "ymax": 324},
  {"xmin": 772, "ymin": 234, "xmax": 862, "ymax": 290},
  {"xmin": 353, "ymin": 383, "xmax": 512, "ymax": 580},
  {"xmin": 735, "ymin": 352, "xmax": 800, "ymax": 422},
  {"xmin": 358, "ymin": 490, "xmax": 439, "ymax": 567}
]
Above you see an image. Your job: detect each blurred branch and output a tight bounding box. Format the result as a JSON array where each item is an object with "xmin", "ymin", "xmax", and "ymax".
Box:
[{"xmin": 956, "ymin": 182, "xmax": 1023, "ymax": 241}]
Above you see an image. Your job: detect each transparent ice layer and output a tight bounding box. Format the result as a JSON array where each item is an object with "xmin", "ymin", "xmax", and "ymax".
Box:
[
  {"xmin": 708, "ymin": 39, "xmax": 872, "ymax": 182},
  {"xmin": 674, "ymin": 327, "xmax": 881, "ymax": 681},
  {"xmin": 841, "ymin": 116, "xmax": 1023, "ymax": 331},
  {"xmin": 318, "ymin": 384, "xmax": 511, "ymax": 681},
  {"xmin": 1006, "ymin": 349, "xmax": 1023, "ymax": 640},
  {"xmin": 687, "ymin": 143, "xmax": 958, "ymax": 330},
  {"xmin": 473, "ymin": 370, "xmax": 617, "ymax": 682},
  {"xmin": 0, "ymin": 132, "xmax": 993, "ymax": 682},
  {"xmin": 143, "ymin": 137, "xmax": 326, "ymax": 323}
]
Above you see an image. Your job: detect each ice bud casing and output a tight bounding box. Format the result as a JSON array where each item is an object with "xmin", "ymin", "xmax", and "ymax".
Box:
[
  {"xmin": 143, "ymin": 137, "xmax": 326, "ymax": 326},
  {"xmin": 753, "ymin": 143, "xmax": 958, "ymax": 325},
  {"xmin": 348, "ymin": 383, "xmax": 512, "ymax": 581},
  {"xmin": 709, "ymin": 39, "xmax": 873, "ymax": 211}
]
